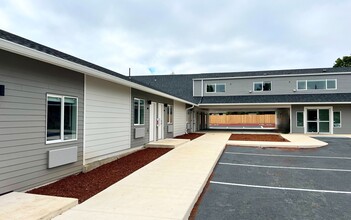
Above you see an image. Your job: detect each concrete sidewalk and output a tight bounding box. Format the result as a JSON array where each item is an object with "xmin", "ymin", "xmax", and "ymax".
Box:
[
  {"xmin": 54, "ymin": 133, "xmax": 231, "ymax": 220},
  {"xmin": 227, "ymin": 134, "xmax": 328, "ymax": 148},
  {"xmin": 0, "ymin": 192, "xmax": 77, "ymax": 220}
]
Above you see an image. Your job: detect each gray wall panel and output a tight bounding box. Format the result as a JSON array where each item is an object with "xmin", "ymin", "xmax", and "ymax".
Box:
[
  {"xmin": 194, "ymin": 74, "xmax": 351, "ymax": 97},
  {"xmin": 291, "ymin": 104, "xmax": 351, "ymax": 134},
  {"xmin": 0, "ymin": 49, "xmax": 84, "ymax": 194}
]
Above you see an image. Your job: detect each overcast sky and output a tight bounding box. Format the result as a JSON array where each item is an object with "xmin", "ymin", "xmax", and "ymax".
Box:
[{"xmin": 1, "ymin": 0, "xmax": 350, "ymax": 75}]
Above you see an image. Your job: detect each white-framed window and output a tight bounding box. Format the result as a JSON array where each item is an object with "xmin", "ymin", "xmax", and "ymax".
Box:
[
  {"xmin": 167, "ymin": 105, "xmax": 173, "ymax": 124},
  {"xmin": 334, "ymin": 111, "xmax": 341, "ymax": 128},
  {"xmin": 296, "ymin": 111, "xmax": 304, "ymax": 127},
  {"xmin": 206, "ymin": 83, "xmax": 226, "ymax": 93},
  {"xmin": 46, "ymin": 94, "xmax": 78, "ymax": 144},
  {"xmin": 134, "ymin": 98, "xmax": 145, "ymax": 125},
  {"xmin": 297, "ymin": 79, "xmax": 337, "ymax": 90},
  {"xmin": 253, "ymin": 81, "xmax": 272, "ymax": 92}
]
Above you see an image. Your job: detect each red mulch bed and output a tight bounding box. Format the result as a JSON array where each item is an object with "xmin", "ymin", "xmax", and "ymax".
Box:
[
  {"xmin": 27, "ymin": 148, "xmax": 171, "ymax": 203},
  {"xmin": 229, "ymin": 134, "xmax": 289, "ymax": 142},
  {"xmin": 174, "ymin": 133, "xmax": 205, "ymax": 140}
]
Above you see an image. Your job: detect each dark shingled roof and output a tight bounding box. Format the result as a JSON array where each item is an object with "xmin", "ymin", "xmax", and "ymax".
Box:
[
  {"xmin": 2, "ymin": 29, "xmax": 351, "ymax": 105},
  {"xmin": 198, "ymin": 93, "xmax": 351, "ymax": 104},
  {"xmin": 0, "ymin": 29, "xmax": 130, "ymax": 81}
]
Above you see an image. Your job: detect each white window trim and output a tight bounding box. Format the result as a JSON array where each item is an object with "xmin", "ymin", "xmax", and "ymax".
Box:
[
  {"xmin": 206, "ymin": 83, "xmax": 216, "ymax": 93},
  {"xmin": 333, "ymin": 111, "xmax": 342, "ymax": 128},
  {"xmin": 205, "ymin": 83, "xmax": 226, "ymax": 93},
  {"xmin": 296, "ymin": 111, "xmax": 304, "ymax": 128},
  {"xmin": 296, "ymin": 79, "xmax": 337, "ymax": 91},
  {"xmin": 303, "ymin": 106, "xmax": 333, "ymax": 134},
  {"xmin": 167, "ymin": 105, "xmax": 173, "ymax": 124},
  {"xmin": 253, "ymin": 81, "xmax": 272, "ymax": 92},
  {"xmin": 326, "ymin": 79, "xmax": 337, "ymax": 90},
  {"xmin": 46, "ymin": 94, "xmax": 78, "ymax": 144},
  {"xmin": 296, "ymin": 80, "xmax": 307, "ymax": 90},
  {"xmin": 134, "ymin": 98, "xmax": 145, "ymax": 125}
]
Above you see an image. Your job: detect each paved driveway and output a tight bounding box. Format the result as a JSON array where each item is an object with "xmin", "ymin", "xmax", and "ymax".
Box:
[{"xmin": 195, "ymin": 138, "xmax": 351, "ymax": 220}]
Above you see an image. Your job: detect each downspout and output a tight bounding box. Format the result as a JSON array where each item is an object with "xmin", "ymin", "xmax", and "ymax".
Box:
[
  {"xmin": 185, "ymin": 97, "xmax": 203, "ymax": 133},
  {"xmin": 185, "ymin": 104, "xmax": 195, "ymax": 134}
]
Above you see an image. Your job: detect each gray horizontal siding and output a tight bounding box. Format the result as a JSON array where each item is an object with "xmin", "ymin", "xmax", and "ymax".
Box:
[
  {"xmin": 195, "ymin": 74, "xmax": 351, "ymax": 97},
  {"xmin": 291, "ymin": 104, "xmax": 351, "ymax": 134},
  {"xmin": 131, "ymin": 89, "xmax": 174, "ymax": 148},
  {"xmin": 0, "ymin": 49, "xmax": 84, "ymax": 194}
]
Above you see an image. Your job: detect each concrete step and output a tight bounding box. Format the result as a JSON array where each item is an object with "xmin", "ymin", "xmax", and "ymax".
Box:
[
  {"xmin": 0, "ymin": 192, "xmax": 77, "ymax": 220},
  {"xmin": 145, "ymin": 138, "xmax": 190, "ymax": 149}
]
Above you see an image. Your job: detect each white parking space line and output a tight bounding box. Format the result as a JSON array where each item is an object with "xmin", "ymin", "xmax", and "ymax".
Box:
[
  {"xmin": 210, "ymin": 181, "xmax": 351, "ymax": 194},
  {"xmin": 225, "ymin": 152, "xmax": 351, "ymax": 160},
  {"xmin": 218, "ymin": 162, "xmax": 351, "ymax": 172}
]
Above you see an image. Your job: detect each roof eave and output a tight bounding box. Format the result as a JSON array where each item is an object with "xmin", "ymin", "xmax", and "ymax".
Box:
[
  {"xmin": 199, "ymin": 101, "xmax": 351, "ymax": 106},
  {"xmin": 0, "ymin": 38, "xmax": 196, "ymax": 105}
]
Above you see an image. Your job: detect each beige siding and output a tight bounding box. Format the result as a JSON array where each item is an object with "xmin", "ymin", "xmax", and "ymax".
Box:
[
  {"xmin": 85, "ymin": 76, "xmax": 131, "ymax": 164},
  {"xmin": 173, "ymin": 101, "xmax": 186, "ymax": 136}
]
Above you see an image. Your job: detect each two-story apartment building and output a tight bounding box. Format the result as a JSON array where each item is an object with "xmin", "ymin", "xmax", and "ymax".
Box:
[
  {"xmin": 133, "ymin": 68, "xmax": 351, "ymax": 135},
  {"xmin": 1, "ymin": 29, "xmax": 351, "ymax": 195}
]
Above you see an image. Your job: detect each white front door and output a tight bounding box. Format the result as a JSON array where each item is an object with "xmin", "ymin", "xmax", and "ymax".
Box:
[
  {"xmin": 149, "ymin": 102, "xmax": 157, "ymax": 142},
  {"xmin": 157, "ymin": 103, "xmax": 164, "ymax": 140}
]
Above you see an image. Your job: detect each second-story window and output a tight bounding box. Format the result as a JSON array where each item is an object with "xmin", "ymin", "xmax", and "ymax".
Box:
[
  {"xmin": 253, "ymin": 81, "xmax": 272, "ymax": 92},
  {"xmin": 206, "ymin": 83, "xmax": 226, "ymax": 93},
  {"xmin": 297, "ymin": 79, "xmax": 337, "ymax": 90}
]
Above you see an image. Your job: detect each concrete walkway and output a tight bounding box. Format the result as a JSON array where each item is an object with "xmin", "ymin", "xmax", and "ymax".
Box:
[
  {"xmin": 227, "ymin": 134, "xmax": 328, "ymax": 148},
  {"xmin": 0, "ymin": 192, "xmax": 77, "ymax": 220},
  {"xmin": 54, "ymin": 133, "xmax": 231, "ymax": 220}
]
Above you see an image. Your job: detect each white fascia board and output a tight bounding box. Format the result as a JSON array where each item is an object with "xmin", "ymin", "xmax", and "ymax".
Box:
[
  {"xmin": 192, "ymin": 71, "xmax": 351, "ymax": 81},
  {"xmin": 0, "ymin": 39, "xmax": 196, "ymax": 105},
  {"xmin": 199, "ymin": 102, "xmax": 351, "ymax": 106}
]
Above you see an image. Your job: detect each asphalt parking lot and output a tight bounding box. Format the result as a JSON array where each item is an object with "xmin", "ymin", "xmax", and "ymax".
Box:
[{"xmin": 195, "ymin": 138, "xmax": 351, "ymax": 220}]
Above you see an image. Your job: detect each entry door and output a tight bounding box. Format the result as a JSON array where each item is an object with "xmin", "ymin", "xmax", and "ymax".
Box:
[
  {"xmin": 157, "ymin": 103, "xmax": 164, "ymax": 140},
  {"xmin": 149, "ymin": 102, "xmax": 157, "ymax": 142},
  {"xmin": 306, "ymin": 108, "xmax": 331, "ymax": 134}
]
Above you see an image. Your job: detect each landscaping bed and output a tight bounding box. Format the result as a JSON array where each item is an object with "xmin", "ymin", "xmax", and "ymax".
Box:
[
  {"xmin": 174, "ymin": 133, "xmax": 205, "ymax": 140},
  {"xmin": 229, "ymin": 134, "xmax": 289, "ymax": 142},
  {"xmin": 27, "ymin": 148, "xmax": 171, "ymax": 203}
]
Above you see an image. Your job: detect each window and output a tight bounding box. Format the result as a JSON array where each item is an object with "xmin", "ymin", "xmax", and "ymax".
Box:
[
  {"xmin": 47, "ymin": 95, "xmax": 77, "ymax": 143},
  {"xmin": 216, "ymin": 84, "xmax": 225, "ymax": 92},
  {"xmin": 296, "ymin": 111, "xmax": 304, "ymax": 127},
  {"xmin": 206, "ymin": 84, "xmax": 215, "ymax": 93},
  {"xmin": 134, "ymin": 98, "xmax": 145, "ymax": 125},
  {"xmin": 297, "ymin": 79, "xmax": 337, "ymax": 90},
  {"xmin": 254, "ymin": 82, "xmax": 272, "ymax": 92},
  {"xmin": 327, "ymin": 79, "xmax": 337, "ymax": 89},
  {"xmin": 206, "ymin": 83, "xmax": 225, "ymax": 93},
  {"xmin": 334, "ymin": 111, "xmax": 341, "ymax": 128},
  {"xmin": 167, "ymin": 105, "xmax": 173, "ymax": 124},
  {"xmin": 297, "ymin": 81, "xmax": 306, "ymax": 90}
]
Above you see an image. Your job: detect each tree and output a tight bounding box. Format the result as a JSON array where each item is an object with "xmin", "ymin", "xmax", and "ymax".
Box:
[{"xmin": 333, "ymin": 55, "xmax": 351, "ymax": 67}]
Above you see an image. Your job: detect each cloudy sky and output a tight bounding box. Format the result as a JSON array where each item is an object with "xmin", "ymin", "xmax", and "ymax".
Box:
[{"xmin": 0, "ymin": 0, "xmax": 350, "ymax": 75}]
